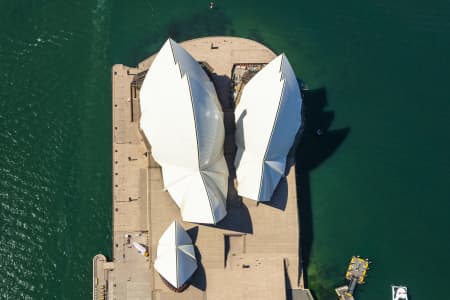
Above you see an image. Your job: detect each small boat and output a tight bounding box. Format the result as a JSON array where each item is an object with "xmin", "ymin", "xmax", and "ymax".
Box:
[
  {"xmin": 209, "ymin": 2, "xmax": 215, "ymax": 9},
  {"xmin": 392, "ymin": 285, "xmax": 408, "ymax": 300},
  {"xmin": 132, "ymin": 242, "xmax": 149, "ymax": 257}
]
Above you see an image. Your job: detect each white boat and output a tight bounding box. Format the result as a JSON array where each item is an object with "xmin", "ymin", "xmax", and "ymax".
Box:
[
  {"xmin": 392, "ymin": 285, "xmax": 408, "ymax": 300},
  {"xmin": 132, "ymin": 242, "xmax": 149, "ymax": 256}
]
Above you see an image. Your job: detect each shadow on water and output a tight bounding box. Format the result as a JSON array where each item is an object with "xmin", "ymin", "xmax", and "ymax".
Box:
[
  {"xmin": 245, "ymin": 28, "xmax": 267, "ymax": 47},
  {"xmin": 124, "ymin": 6, "xmax": 234, "ymax": 66},
  {"xmin": 167, "ymin": 7, "xmax": 233, "ymax": 43},
  {"xmin": 296, "ymin": 86, "xmax": 350, "ymax": 289}
]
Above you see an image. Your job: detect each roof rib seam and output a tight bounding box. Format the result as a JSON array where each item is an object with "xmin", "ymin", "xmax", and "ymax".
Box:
[
  {"xmin": 167, "ymin": 39, "xmax": 217, "ymax": 223},
  {"xmin": 185, "ymin": 75, "xmax": 217, "ymax": 224},
  {"xmin": 257, "ymin": 58, "xmax": 287, "ymax": 201},
  {"xmin": 175, "ymin": 223, "xmax": 179, "ymax": 287},
  {"xmin": 168, "ymin": 39, "xmax": 186, "ymax": 79}
]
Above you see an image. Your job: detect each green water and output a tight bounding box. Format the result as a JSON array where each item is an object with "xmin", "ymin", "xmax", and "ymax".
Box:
[{"xmin": 1, "ymin": 0, "xmax": 449, "ymax": 299}]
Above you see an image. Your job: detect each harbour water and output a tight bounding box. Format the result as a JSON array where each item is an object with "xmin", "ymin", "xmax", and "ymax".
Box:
[{"xmin": 1, "ymin": 1, "xmax": 449, "ymax": 299}]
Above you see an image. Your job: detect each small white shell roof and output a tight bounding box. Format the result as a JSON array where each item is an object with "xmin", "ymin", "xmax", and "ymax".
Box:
[
  {"xmin": 234, "ymin": 54, "xmax": 302, "ymax": 202},
  {"xmin": 140, "ymin": 38, "xmax": 228, "ymax": 224},
  {"xmin": 154, "ymin": 221, "xmax": 197, "ymax": 288}
]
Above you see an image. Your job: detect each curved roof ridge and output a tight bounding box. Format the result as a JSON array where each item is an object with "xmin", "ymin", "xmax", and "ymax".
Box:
[
  {"xmin": 140, "ymin": 38, "xmax": 228, "ymax": 224},
  {"xmin": 234, "ymin": 53, "xmax": 302, "ymax": 202},
  {"xmin": 154, "ymin": 220, "xmax": 197, "ymax": 289}
]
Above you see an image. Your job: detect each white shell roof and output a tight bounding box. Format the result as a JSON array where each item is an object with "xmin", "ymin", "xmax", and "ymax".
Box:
[
  {"xmin": 140, "ymin": 38, "xmax": 228, "ymax": 224},
  {"xmin": 234, "ymin": 54, "xmax": 302, "ymax": 202},
  {"xmin": 154, "ymin": 221, "xmax": 197, "ymax": 288}
]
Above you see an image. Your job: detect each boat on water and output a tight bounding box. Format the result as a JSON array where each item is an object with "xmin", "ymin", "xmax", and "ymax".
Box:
[
  {"xmin": 392, "ymin": 285, "xmax": 408, "ymax": 300},
  {"xmin": 335, "ymin": 256, "xmax": 370, "ymax": 300}
]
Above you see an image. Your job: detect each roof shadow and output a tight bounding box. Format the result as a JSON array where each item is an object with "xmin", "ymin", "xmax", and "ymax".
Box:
[
  {"xmin": 190, "ymin": 245, "xmax": 206, "ymax": 291},
  {"xmin": 260, "ymin": 175, "xmax": 288, "ymax": 211},
  {"xmin": 295, "ymin": 86, "xmax": 350, "ymax": 287},
  {"xmin": 214, "ymin": 203, "xmax": 253, "ymax": 234},
  {"xmin": 210, "ymin": 170, "xmax": 253, "ymax": 234},
  {"xmin": 186, "ymin": 226, "xmax": 199, "ymax": 244}
]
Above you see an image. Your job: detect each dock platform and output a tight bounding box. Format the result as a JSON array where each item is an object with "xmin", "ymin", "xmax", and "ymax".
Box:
[{"xmin": 335, "ymin": 256, "xmax": 370, "ymax": 300}]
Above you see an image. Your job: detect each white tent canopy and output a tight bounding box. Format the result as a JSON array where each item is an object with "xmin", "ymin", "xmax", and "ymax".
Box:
[
  {"xmin": 154, "ymin": 221, "xmax": 197, "ymax": 288},
  {"xmin": 234, "ymin": 54, "xmax": 302, "ymax": 202},
  {"xmin": 140, "ymin": 38, "xmax": 228, "ymax": 224}
]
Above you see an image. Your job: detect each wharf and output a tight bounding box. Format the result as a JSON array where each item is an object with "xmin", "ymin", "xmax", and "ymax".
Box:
[
  {"xmin": 335, "ymin": 256, "xmax": 370, "ymax": 300},
  {"xmin": 93, "ymin": 36, "xmax": 313, "ymax": 300}
]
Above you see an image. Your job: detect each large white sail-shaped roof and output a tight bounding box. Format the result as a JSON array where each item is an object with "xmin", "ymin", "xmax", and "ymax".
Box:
[
  {"xmin": 140, "ymin": 38, "xmax": 228, "ymax": 224},
  {"xmin": 234, "ymin": 54, "xmax": 302, "ymax": 202},
  {"xmin": 154, "ymin": 221, "xmax": 197, "ymax": 289}
]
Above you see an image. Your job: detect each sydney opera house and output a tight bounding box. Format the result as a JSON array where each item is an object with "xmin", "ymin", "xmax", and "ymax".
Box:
[
  {"xmin": 140, "ymin": 38, "xmax": 302, "ymax": 223},
  {"xmin": 94, "ymin": 37, "xmax": 314, "ymax": 300}
]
